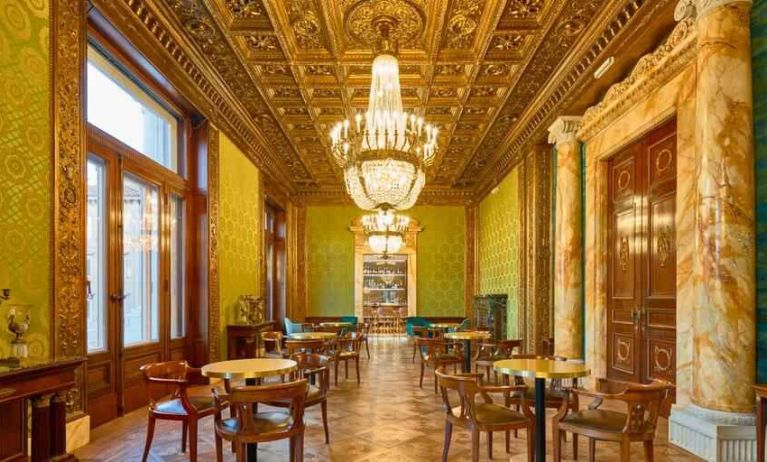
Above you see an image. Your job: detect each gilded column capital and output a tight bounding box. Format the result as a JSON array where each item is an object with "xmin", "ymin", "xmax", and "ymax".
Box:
[
  {"xmin": 547, "ymin": 116, "xmax": 583, "ymax": 147},
  {"xmin": 674, "ymin": 0, "xmax": 753, "ymax": 20}
]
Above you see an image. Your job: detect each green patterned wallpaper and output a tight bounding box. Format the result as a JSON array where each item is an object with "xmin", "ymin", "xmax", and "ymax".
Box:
[
  {"xmin": 412, "ymin": 206, "xmax": 465, "ymax": 317},
  {"xmin": 218, "ymin": 132, "xmax": 261, "ymax": 354},
  {"xmin": 305, "ymin": 205, "xmax": 466, "ymax": 318},
  {"xmin": 306, "ymin": 206, "xmax": 356, "ymax": 317},
  {"xmin": 478, "ymin": 167, "xmax": 522, "ymax": 338},
  {"xmin": 0, "ymin": 0, "xmax": 51, "ymax": 359}
]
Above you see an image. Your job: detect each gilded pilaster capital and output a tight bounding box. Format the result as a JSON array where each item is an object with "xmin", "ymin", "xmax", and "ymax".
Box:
[{"xmin": 547, "ymin": 116, "xmax": 583, "ymax": 147}]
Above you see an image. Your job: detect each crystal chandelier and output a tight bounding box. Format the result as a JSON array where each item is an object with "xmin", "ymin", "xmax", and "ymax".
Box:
[
  {"xmin": 362, "ymin": 209, "xmax": 410, "ymax": 255},
  {"xmin": 330, "ymin": 20, "xmax": 438, "ymax": 211}
]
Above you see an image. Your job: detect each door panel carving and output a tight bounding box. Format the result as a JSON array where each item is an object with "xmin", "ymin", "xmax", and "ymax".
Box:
[{"xmin": 607, "ymin": 119, "xmax": 677, "ymax": 384}]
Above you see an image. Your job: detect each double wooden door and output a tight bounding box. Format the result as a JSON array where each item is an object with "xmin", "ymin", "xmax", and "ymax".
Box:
[{"xmin": 606, "ymin": 119, "xmax": 677, "ymax": 384}]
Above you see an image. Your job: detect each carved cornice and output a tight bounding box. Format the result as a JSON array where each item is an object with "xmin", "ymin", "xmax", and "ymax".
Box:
[
  {"xmin": 578, "ymin": 17, "xmax": 697, "ymax": 140},
  {"xmin": 292, "ymin": 187, "xmax": 476, "ymax": 206},
  {"xmin": 472, "ymin": 0, "xmax": 674, "ymax": 198},
  {"xmin": 547, "ymin": 116, "xmax": 583, "ymax": 146},
  {"xmin": 696, "ymin": 0, "xmax": 753, "ymax": 18}
]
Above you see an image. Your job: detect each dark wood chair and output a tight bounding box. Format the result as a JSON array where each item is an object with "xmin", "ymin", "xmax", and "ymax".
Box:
[
  {"xmin": 416, "ymin": 337, "xmax": 463, "ymax": 393},
  {"xmin": 332, "ymin": 333, "xmax": 363, "ymax": 385},
  {"xmin": 259, "ymin": 331, "xmax": 285, "ymax": 358},
  {"xmin": 552, "ymin": 380, "xmax": 673, "ymax": 462},
  {"xmin": 436, "ymin": 370, "xmax": 534, "ymax": 462},
  {"xmin": 411, "ymin": 326, "xmax": 430, "ymax": 362},
  {"xmin": 285, "ymin": 338, "xmax": 325, "ymax": 356},
  {"xmin": 139, "ymin": 361, "xmax": 219, "ymax": 462},
  {"xmin": 213, "ymin": 380, "xmax": 308, "ymax": 462},
  {"xmin": 268, "ymin": 353, "xmax": 331, "ymax": 443},
  {"xmin": 474, "ymin": 339, "xmax": 523, "ymax": 384},
  {"xmin": 359, "ymin": 322, "xmax": 371, "ymax": 359}
]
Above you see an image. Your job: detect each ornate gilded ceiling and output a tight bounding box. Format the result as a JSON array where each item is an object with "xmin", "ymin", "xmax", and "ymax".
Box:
[{"xmin": 108, "ymin": 0, "xmax": 675, "ymax": 203}]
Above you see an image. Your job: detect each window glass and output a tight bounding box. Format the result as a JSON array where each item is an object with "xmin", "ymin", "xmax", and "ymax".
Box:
[
  {"xmin": 122, "ymin": 174, "xmax": 160, "ymax": 346},
  {"xmin": 87, "ymin": 46, "xmax": 179, "ymax": 172},
  {"xmin": 170, "ymin": 194, "xmax": 186, "ymax": 339},
  {"xmin": 86, "ymin": 156, "xmax": 108, "ymax": 352}
]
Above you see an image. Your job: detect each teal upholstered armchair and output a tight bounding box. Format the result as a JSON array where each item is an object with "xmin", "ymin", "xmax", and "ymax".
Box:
[
  {"xmin": 451, "ymin": 319, "xmax": 470, "ymax": 332},
  {"xmin": 284, "ymin": 318, "xmax": 303, "ymax": 335},
  {"xmin": 405, "ymin": 316, "xmax": 431, "ymax": 337},
  {"xmin": 339, "ymin": 316, "xmax": 358, "ymax": 326}
]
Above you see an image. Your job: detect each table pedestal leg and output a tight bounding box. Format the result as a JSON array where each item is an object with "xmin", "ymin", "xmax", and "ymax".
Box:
[
  {"xmin": 758, "ymin": 396, "xmax": 765, "ymax": 462},
  {"xmin": 463, "ymin": 340, "xmax": 472, "ymax": 373},
  {"xmin": 534, "ymin": 378, "xmax": 546, "ymax": 462},
  {"xmin": 245, "ymin": 378, "xmax": 258, "ymax": 462}
]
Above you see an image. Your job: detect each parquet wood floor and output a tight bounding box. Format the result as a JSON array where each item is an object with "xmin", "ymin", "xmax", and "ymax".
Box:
[{"xmin": 75, "ymin": 337, "xmax": 702, "ymax": 461}]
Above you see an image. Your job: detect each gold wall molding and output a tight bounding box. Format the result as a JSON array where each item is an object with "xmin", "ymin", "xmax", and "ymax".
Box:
[
  {"xmin": 207, "ymin": 126, "xmax": 221, "ymax": 362},
  {"xmin": 578, "ymin": 17, "xmax": 697, "ymax": 141},
  {"xmin": 520, "ymin": 145, "xmax": 554, "ymax": 353},
  {"xmin": 292, "ymin": 187, "xmax": 477, "ymax": 206},
  {"xmin": 464, "ymin": 205, "xmax": 479, "ymax": 319},
  {"xmin": 52, "ymin": 0, "xmax": 87, "ymax": 414},
  {"xmin": 286, "ymin": 203, "xmax": 307, "ymax": 321}
]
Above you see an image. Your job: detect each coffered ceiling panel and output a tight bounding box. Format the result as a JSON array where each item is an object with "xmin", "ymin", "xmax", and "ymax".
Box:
[{"xmin": 147, "ymin": 0, "xmax": 675, "ymax": 202}]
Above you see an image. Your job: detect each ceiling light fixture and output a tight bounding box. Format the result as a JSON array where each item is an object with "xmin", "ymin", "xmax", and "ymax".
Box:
[
  {"xmin": 330, "ymin": 17, "xmax": 438, "ymax": 211},
  {"xmin": 362, "ymin": 209, "xmax": 410, "ymax": 255}
]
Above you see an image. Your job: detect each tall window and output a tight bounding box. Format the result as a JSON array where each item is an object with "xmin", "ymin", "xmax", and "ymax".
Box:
[
  {"xmin": 87, "ymin": 47, "xmax": 179, "ymax": 172},
  {"xmin": 86, "ymin": 156, "xmax": 107, "ymax": 352},
  {"xmin": 122, "ymin": 175, "xmax": 160, "ymax": 346},
  {"xmin": 170, "ymin": 194, "xmax": 186, "ymax": 339}
]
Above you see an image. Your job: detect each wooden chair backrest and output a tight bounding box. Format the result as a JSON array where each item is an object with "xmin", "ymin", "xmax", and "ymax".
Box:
[
  {"xmin": 140, "ymin": 361, "xmax": 193, "ymax": 411},
  {"xmin": 228, "ymin": 380, "xmax": 308, "ymax": 435},
  {"xmin": 285, "ymin": 339, "xmax": 325, "ymax": 355},
  {"xmin": 617, "ymin": 381, "xmax": 673, "ymax": 433},
  {"xmin": 291, "ymin": 353, "xmax": 330, "ymax": 396}
]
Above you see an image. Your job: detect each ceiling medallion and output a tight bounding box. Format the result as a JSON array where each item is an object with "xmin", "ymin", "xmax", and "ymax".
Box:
[
  {"xmin": 344, "ymin": 0, "xmax": 426, "ymax": 46},
  {"xmin": 362, "ymin": 209, "xmax": 410, "ymax": 255},
  {"xmin": 330, "ymin": 16, "xmax": 438, "ymax": 211}
]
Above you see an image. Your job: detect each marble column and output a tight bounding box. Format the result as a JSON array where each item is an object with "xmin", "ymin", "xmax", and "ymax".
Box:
[
  {"xmin": 669, "ymin": 0, "xmax": 757, "ymax": 460},
  {"xmin": 691, "ymin": 0, "xmax": 755, "ymax": 415},
  {"xmin": 548, "ymin": 116, "xmax": 584, "ymax": 360}
]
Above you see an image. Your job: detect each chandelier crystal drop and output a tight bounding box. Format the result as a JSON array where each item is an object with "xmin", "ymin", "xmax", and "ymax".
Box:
[
  {"xmin": 362, "ymin": 209, "xmax": 410, "ymax": 255},
  {"xmin": 330, "ymin": 25, "xmax": 438, "ymax": 211}
]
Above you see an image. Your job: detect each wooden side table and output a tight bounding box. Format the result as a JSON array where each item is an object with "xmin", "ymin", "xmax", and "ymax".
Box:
[
  {"xmin": 226, "ymin": 322, "xmax": 276, "ymax": 359},
  {"xmin": 756, "ymin": 385, "xmax": 767, "ymax": 462}
]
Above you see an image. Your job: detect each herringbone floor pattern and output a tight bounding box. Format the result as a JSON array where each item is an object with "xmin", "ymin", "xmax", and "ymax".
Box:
[{"xmin": 75, "ymin": 337, "xmax": 701, "ymax": 461}]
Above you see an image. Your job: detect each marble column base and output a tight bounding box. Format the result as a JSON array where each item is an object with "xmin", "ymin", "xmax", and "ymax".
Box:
[{"xmin": 669, "ymin": 404, "xmax": 756, "ymax": 461}]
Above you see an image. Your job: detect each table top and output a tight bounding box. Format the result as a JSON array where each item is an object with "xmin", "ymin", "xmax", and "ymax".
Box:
[
  {"xmin": 429, "ymin": 323, "xmax": 460, "ymax": 329},
  {"xmin": 493, "ymin": 358, "xmax": 590, "ymax": 379},
  {"xmin": 319, "ymin": 322, "xmax": 352, "ymax": 328},
  {"xmin": 444, "ymin": 331, "xmax": 492, "ymax": 340},
  {"xmin": 288, "ymin": 332, "xmax": 337, "ymax": 340},
  {"xmin": 202, "ymin": 358, "xmax": 297, "ymax": 380},
  {"xmin": 754, "ymin": 384, "xmax": 767, "ymax": 396}
]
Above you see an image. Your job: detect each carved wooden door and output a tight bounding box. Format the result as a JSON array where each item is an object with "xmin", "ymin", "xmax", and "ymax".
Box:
[{"xmin": 607, "ymin": 119, "xmax": 676, "ymax": 384}]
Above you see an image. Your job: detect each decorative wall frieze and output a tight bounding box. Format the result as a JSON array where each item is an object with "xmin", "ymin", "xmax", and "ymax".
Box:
[
  {"xmin": 547, "ymin": 116, "xmax": 583, "ymax": 146},
  {"xmin": 291, "ymin": 187, "xmax": 477, "ymax": 206},
  {"xmin": 52, "ymin": 0, "xmax": 87, "ymax": 414},
  {"xmin": 578, "ymin": 17, "xmax": 697, "ymax": 140}
]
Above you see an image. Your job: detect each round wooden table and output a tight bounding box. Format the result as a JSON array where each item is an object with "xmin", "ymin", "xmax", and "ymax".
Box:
[
  {"xmin": 494, "ymin": 358, "xmax": 590, "ymax": 462},
  {"xmin": 202, "ymin": 358, "xmax": 297, "ymax": 461},
  {"xmin": 319, "ymin": 322, "xmax": 352, "ymax": 328},
  {"xmin": 444, "ymin": 331, "xmax": 491, "ymax": 372},
  {"xmin": 288, "ymin": 331, "xmax": 337, "ymax": 340}
]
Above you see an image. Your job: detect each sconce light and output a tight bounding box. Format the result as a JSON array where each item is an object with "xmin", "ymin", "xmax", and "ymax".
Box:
[{"xmin": 0, "ymin": 289, "xmax": 9, "ymax": 305}]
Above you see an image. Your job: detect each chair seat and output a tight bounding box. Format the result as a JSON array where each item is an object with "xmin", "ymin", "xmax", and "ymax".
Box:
[
  {"xmin": 561, "ymin": 409, "xmax": 627, "ymax": 433},
  {"xmin": 154, "ymin": 395, "xmax": 216, "ymax": 415},
  {"xmin": 451, "ymin": 403, "xmax": 527, "ymax": 425},
  {"xmin": 431, "ymin": 353, "xmax": 461, "ymax": 363},
  {"xmin": 216, "ymin": 411, "xmax": 295, "ymax": 437}
]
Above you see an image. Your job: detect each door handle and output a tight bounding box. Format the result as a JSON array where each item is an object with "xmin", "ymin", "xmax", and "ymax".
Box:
[{"xmin": 110, "ymin": 292, "xmax": 129, "ymax": 302}]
